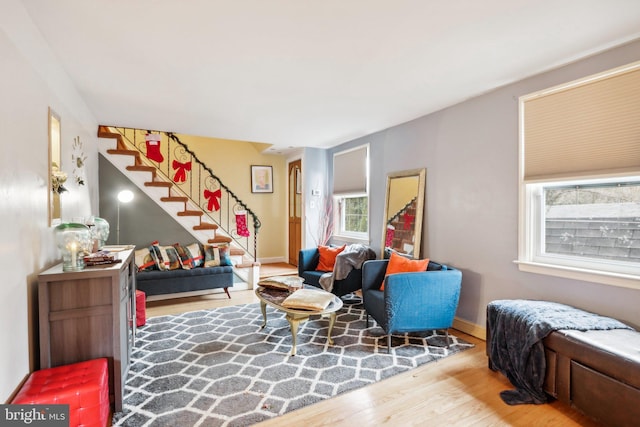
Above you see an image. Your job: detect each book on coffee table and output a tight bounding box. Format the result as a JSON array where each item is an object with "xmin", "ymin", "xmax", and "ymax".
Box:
[
  {"xmin": 258, "ymin": 275, "xmax": 304, "ymax": 291},
  {"xmin": 282, "ymin": 288, "xmax": 334, "ymax": 311}
]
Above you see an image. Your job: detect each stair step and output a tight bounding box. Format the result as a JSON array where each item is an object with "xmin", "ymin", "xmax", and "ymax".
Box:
[
  {"xmin": 208, "ymin": 236, "xmax": 233, "ymax": 244},
  {"xmin": 107, "ymin": 149, "xmax": 139, "ymax": 158},
  {"xmin": 229, "ymin": 247, "xmax": 246, "ymax": 256},
  {"xmin": 144, "ymin": 181, "xmax": 173, "ymax": 188},
  {"xmin": 97, "ymin": 126, "xmax": 119, "ymax": 139},
  {"xmin": 160, "ymin": 196, "xmax": 188, "ymax": 203},
  {"xmin": 193, "ymin": 222, "xmax": 219, "ymax": 231},
  {"xmin": 235, "ymin": 261, "xmax": 260, "ymax": 268},
  {"xmin": 127, "ymin": 165, "xmax": 156, "ymax": 177},
  {"xmin": 178, "ymin": 210, "xmax": 203, "ymax": 217}
]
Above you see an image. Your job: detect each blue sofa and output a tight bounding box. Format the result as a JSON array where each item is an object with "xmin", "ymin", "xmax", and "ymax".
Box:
[
  {"xmin": 136, "ymin": 265, "xmax": 233, "ymax": 299},
  {"xmin": 361, "ymin": 258, "xmax": 462, "ymax": 352},
  {"xmin": 298, "ymin": 247, "xmax": 370, "ymax": 297}
]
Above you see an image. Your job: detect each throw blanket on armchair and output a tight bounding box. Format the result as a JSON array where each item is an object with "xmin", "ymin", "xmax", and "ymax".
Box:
[
  {"xmin": 487, "ymin": 299, "xmax": 632, "ymax": 405},
  {"xmin": 319, "ymin": 244, "xmax": 376, "ymax": 293}
]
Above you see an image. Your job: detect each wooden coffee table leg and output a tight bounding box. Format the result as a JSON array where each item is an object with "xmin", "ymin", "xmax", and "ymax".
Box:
[
  {"xmin": 286, "ymin": 314, "xmax": 311, "ymax": 356},
  {"xmin": 288, "ymin": 316, "xmax": 300, "ymax": 356},
  {"xmin": 259, "ymin": 300, "xmax": 268, "ymax": 329}
]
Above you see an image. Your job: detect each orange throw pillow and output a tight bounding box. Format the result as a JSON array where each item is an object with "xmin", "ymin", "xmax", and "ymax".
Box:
[
  {"xmin": 316, "ymin": 244, "xmax": 346, "ymax": 271},
  {"xmin": 381, "ymin": 252, "xmax": 429, "ymax": 290}
]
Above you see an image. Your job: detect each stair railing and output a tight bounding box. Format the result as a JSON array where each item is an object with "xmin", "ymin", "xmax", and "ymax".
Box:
[
  {"xmin": 109, "ymin": 126, "xmax": 260, "ymax": 261},
  {"xmin": 388, "ymin": 197, "xmax": 418, "ymax": 225}
]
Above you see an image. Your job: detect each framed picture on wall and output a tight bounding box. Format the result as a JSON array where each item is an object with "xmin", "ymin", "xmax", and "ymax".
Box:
[{"xmin": 251, "ymin": 165, "xmax": 273, "ymax": 193}]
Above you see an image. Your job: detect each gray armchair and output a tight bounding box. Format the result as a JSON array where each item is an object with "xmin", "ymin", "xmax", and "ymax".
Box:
[{"xmin": 362, "ymin": 259, "xmax": 462, "ymax": 353}]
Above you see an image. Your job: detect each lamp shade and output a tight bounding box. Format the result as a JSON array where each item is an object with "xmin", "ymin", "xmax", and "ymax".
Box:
[
  {"xmin": 54, "ymin": 223, "xmax": 92, "ymax": 271},
  {"xmin": 117, "ymin": 190, "xmax": 134, "ymax": 203}
]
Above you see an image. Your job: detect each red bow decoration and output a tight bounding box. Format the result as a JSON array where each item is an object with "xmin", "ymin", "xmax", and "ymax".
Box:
[
  {"xmin": 403, "ymin": 212, "xmax": 415, "ymax": 230},
  {"xmin": 172, "ymin": 160, "xmax": 192, "ymax": 183},
  {"xmin": 204, "ymin": 189, "xmax": 221, "ymax": 212}
]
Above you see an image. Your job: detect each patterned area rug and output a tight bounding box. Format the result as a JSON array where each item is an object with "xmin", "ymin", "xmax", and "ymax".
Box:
[{"xmin": 113, "ymin": 299, "xmax": 474, "ymax": 426}]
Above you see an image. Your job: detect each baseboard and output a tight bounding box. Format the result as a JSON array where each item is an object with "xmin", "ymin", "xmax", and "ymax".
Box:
[
  {"xmin": 258, "ymin": 256, "xmax": 286, "ymax": 264},
  {"xmin": 453, "ymin": 317, "xmax": 486, "ymax": 341}
]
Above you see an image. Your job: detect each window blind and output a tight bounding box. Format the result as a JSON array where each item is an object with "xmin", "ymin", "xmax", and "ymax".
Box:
[
  {"xmin": 333, "ymin": 144, "xmax": 368, "ymax": 195},
  {"xmin": 521, "ymin": 61, "xmax": 640, "ymax": 182}
]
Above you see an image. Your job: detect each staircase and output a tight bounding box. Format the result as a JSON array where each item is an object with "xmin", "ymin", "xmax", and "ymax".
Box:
[{"xmin": 97, "ymin": 125, "xmax": 261, "ymax": 288}]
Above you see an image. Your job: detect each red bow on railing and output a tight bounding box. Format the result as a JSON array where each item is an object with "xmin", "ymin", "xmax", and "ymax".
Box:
[
  {"xmin": 204, "ymin": 189, "xmax": 222, "ymax": 212},
  {"xmin": 172, "ymin": 160, "xmax": 192, "ymax": 183}
]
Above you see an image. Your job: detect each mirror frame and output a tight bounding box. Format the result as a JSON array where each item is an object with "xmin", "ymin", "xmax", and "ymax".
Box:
[
  {"xmin": 48, "ymin": 107, "xmax": 62, "ymax": 226},
  {"xmin": 381, "ymin": 168, "xmax": 426, "ymax": 259}
]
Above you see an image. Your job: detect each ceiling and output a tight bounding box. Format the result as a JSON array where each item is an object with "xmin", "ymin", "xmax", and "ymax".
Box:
[{"xmin": 20, "ymin": 0, "xmax": 640, "ymax": 153}]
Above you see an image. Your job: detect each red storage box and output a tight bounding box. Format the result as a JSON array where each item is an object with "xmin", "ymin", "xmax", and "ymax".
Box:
[
  {"xmin": 12, "ymin": 358, "xmax": 110, "ymax": 427},
  {"xmin": 136, "ymin": 289, "xmax": 146, "ymax": 327}
]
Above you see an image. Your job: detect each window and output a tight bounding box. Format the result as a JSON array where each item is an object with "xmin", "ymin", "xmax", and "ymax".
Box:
[
  {"xmin": 518, "ymin": 61, "xmax": 640, "ymax": 288},
  {"xmin": 525, "ymin": 178, "xmax": 640, "ymax": 274},
  {"xmin": 336, "ymin": 195, "xmax": 368, "ymax": 239},
  {"xmin": 333, "ymin": 145, "xmax": 369, "ymax": 241}
]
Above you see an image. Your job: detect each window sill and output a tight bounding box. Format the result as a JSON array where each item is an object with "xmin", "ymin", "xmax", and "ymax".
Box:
[
  {"xmin": 331, "ymin": 234, "xmax": 370, "ymax": 245},
  {"xmin": 515, "ymin": 260, "xmax": 640, "ymax": 290}
]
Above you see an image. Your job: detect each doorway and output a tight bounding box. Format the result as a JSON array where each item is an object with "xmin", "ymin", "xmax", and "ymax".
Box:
[{"xmin": 288, "ymin": 159, "xmax": 302, "ymax": 266}]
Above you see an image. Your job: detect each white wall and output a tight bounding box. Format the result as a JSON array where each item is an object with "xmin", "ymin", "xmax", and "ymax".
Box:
[
  {"xmin": 0, "ymin": 2, "xmax": 98, "ymax": 401},
  {"xmin": 333, "ymin": 39, "xmax": 640, "ymax": 331}
]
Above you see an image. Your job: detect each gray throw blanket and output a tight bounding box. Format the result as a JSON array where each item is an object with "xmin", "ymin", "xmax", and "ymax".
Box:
[
  {"xmin": 487, "ymin": 299, "xmax": 632, "ymax": 405},
  {"xmin": 319, "ymin": 244, "xmax": 376, "ymax": 292}
]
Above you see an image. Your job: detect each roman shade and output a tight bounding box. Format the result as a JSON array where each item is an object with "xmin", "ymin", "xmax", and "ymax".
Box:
[
  {"xmin": 521, "ymin": 61, "xmax": 640, "ymax": 182},
  {"xmin": 333, "ymin": 144, "xmax": 368, "ymax": 195}
]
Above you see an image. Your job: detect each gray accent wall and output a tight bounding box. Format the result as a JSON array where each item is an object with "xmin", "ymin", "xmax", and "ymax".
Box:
[
  {"xmin": 323, "ymin": 39, "xmax": 640, "ymax": 330},
  {"xmin": 98, "ymin": 155, "xmax": 197, "ymax": 248}
]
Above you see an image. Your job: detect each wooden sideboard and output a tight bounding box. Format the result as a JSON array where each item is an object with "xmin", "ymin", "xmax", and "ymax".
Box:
[{"xmin": 38, "ymin": 248, "xmax": 136, "ymax": 411}]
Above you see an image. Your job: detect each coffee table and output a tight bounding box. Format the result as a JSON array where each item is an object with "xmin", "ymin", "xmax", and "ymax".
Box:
[{"xmin": 255, "ymin": 285, "xmax": 343, "ymax": 356}]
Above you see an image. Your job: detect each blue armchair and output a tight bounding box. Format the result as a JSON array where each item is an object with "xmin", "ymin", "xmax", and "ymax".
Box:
[
  {"xmin": 298, "ymin": 247, "xmax": 367, "ymax": 297},
  {"xmin": 361, "ymin": 259, "xmax": 462, "ymax": 353}
]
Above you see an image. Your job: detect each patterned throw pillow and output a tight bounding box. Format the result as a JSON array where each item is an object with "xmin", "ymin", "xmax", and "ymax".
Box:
[
  {"xmin": 217, "ymin": 243, "xmax": 233, "ymax": 266},
  {"xmin": 173, "ymin": 243, "xmax": 193, "ymax": 269},
  {"xmin": 159, "ymin": 245, "xmax": 181, "ymax": 270},
  {"xmin": 203, "ymin": 244, "xmax": 221, "ymax": 267},
  {"xmin": 134, "ymin": 247, "xmax": 157, "ymax": 272},
  {"xmin": 185, "ymin": 242, "xmax": 204, "ymax": 268},
  {"xmin": 149, "ymin": 241, "xmax": 166, "ymax": 270}
]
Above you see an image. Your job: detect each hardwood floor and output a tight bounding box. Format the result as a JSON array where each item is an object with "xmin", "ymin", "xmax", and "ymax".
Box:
[{"xmin": 145, "ymin": 290, "xmax": 602, "ymax": 427}]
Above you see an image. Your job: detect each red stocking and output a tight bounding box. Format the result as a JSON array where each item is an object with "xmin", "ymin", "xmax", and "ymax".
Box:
[
  {"xmin": 145, "ymin": 133, "xmax": 164, "ymax": 163},
  {"xmin": 385, "ymin": 225, "xmax": 395, "ymax": 247},
  {"xmin": 236, "ymin": 210, "xmax": 250, "ymax": 237}
]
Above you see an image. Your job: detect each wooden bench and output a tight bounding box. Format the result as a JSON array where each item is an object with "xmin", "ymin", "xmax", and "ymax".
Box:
[{"xmin": 542, "ymin": 328, "xmax": 640, "ymax": 427}]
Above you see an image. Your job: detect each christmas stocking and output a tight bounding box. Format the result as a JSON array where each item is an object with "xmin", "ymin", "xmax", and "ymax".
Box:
[
  {"xmin": 236, "ymin": 210, "xmax": 250, "ymax": 237},
  {"xmin": 145, "ymin": 133, "xmax": 164, "ymax": 163},
  {"xmin": 385, "ymin": 224, "xmax": 395, "ymax": 247}
]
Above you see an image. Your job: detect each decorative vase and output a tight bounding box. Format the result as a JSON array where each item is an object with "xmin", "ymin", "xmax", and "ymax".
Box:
[
  {"xmin": 54, "ymin": 223, "xmax": 92, "ymax": 271},
  {"xmin": 89, "ymin": 217, "xmax": 110, "ymax": 250}
]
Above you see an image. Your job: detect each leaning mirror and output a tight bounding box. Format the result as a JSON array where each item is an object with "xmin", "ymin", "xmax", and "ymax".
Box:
[
  {"xmin": 48, "ymin": 107, "xmax": 62, "ymax": 226},
  {"xmin": 381, "ymin": 168, "xmax": 426, "ymax": 259}
]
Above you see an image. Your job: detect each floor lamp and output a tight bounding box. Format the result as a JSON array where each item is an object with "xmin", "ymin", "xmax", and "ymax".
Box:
[{"xmin": 116, "ymin": 189, "xmax": 134, "ymax": 245}]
